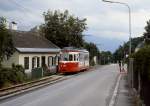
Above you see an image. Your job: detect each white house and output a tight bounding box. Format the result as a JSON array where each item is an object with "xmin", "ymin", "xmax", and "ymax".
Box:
[{"xmin": 2, "ymin": 30, "xmax": 60, "ymax": 75}]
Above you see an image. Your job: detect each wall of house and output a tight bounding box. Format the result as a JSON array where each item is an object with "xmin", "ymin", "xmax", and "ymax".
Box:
[
  {"xmin": 18, "ymin": 53, "xmax": 60, "ymax": 74},
  {"xmin": 2, "ymin": 51, "xmax": 19, "ymax": 68},
  {"xmin": 2, "ymin": 51, "xmax": 60, "ymax": 76}
]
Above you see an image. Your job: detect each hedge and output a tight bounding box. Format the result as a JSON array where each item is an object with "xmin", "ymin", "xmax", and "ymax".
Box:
[{"xmin": 132, "ymin": 45, "xmax": 150, "ymax": 105}]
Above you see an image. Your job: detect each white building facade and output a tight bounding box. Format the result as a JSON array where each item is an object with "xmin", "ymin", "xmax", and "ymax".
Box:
[{"xmin": 2, "ymin": 30, "xmax": 60, "ymax": 75}]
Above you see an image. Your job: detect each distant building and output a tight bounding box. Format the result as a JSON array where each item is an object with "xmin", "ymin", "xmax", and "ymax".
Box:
[
  {"xmin": 2, "ymin": 30, "xmax": 60, "ymax": 75},
  {"xmin": 93, "ymin": 56, "xmax": 97, "ymax": 65},
  {"xmin": 9, "ymin": 21, "xmax": 17, "ymax": 30}
]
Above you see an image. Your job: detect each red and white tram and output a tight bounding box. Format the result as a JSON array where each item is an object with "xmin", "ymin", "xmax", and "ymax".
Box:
[{"xmin": 58, "ymin": 47, "xmax": 89, "ymax": 73}]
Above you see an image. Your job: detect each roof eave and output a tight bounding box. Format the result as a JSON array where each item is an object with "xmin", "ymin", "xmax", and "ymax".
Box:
[{"xmin": 16, "ymin": 47, "xmax": 61, "ymax": 53}]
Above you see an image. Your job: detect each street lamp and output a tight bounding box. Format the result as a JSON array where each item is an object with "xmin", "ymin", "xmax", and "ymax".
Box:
[
  {"xmin": 102, "ymin": 0, "xmax": 132, "ymax": 55},
  {"xmin": 102, "ymin": 0, "xmax": 133, "ymax": 91}
]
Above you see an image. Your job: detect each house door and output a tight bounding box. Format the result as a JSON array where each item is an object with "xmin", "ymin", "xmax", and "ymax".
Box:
[{"xmin": 41, "ymin": 56, "xmax": 46, "ymax": 67}]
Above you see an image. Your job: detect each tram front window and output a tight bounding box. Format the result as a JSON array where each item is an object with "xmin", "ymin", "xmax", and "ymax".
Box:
[
  {"xmin": 61, "ymin": 53, "xmax": 69, "ymax": 61},
  {"xmin": 64, "ymin": 57, "xmax": 68, "ymax": 61},
  {"xmin": 61, "ymin": 54, "xmax": 74, "ymax": 61}
]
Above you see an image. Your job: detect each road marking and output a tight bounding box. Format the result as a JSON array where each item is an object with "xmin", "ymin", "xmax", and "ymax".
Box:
[{"xmin": 109, "ymin": 74, "xmax": 121, "ymax": 106}]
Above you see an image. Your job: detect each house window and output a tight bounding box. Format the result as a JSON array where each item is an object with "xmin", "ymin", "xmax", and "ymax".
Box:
[
  {"xmin": 24, "ymin": 57, "xmax": 29, "ymax": 69},
  {"xmin": 37, "ymin": 57, "xmax": 40, "ymax": 67},
  {"xmin": 32, "ymin": 56, "xmax": 40, "ymax": 68},
  {"xmin": 32, "ymin": 57, "xmax": 36, "ymax": 69},
  {"xmin": 52, "ymin": 57, "xmax": 55, "ymax": 66},
  {"xmin": 55, "ymin": 56, "xmax": 59, "ymax": 65},
  {"xmin": 48, "ymin": 56, "xmax": 53, "ymax": 66}
]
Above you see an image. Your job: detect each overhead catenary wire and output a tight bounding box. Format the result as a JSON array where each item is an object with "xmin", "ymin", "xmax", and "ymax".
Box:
[
  {"xmin": 8, "ymin": 0, "xmax": 42, "ymax": 18},
  {"xmin": 4, "ymin": 0, "xmax": 43, "ymax": 30}
]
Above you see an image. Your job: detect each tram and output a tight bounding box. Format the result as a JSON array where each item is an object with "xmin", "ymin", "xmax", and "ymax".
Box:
[{"xmin": 58, "ymin": 47, "xmax": 89, "ymax": 73}]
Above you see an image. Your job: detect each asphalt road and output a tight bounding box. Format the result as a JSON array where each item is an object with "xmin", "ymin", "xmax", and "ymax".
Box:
[{"xmin": 0, "ymin": 64, "xmax": 120, "ymax": 106}]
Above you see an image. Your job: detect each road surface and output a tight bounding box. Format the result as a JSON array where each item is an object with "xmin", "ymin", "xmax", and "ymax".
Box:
[{"xmin": 0, "ymin": 64, "xmax": 120, "ymax": 106}]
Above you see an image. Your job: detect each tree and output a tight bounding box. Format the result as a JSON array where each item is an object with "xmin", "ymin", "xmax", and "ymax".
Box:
[
  {"xmin": 113, "ymin": 45, "xmax": 124, "ymax": 62},
  {"xmin": 113, "ymin": 36, "xmax": 144, "ymax": 63},
  {"xmin": 100, "ymin": 51, "xmax": 113, "ymax": 65},
  {"xmin": 144, "ymin": 20, "xmax": 150, "ymax": 44},
  {"xmin": 84, "ymin": 42, "xmax": 99, "ymax": 65},
  {"xmin": 41, "ymin": 10, "xmax": 87, "ymax": 48},
  {"xmin": 0, "ymin": 17, "xmax": 14, "ymax": 64}
]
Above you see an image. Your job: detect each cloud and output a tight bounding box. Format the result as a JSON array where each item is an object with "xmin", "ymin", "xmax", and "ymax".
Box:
[
  {"xmin": 84, "ymin": 35, "xmax": 124, "ymax": 52},
  {"xmin": 0, "ymin": 1, "xmax": 18, "ymax": 11},
  {"xmin": 0, "ymin": 0, "xmax": 149, "ymax": 51}
]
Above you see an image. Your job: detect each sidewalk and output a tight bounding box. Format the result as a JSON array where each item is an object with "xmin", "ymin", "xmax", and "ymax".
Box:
[{"xmin": 115, "ymin": 73, "xmax": 135, "ymax": 106}]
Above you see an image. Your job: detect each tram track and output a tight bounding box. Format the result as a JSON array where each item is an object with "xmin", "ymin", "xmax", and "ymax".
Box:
[
  {"xmin": 0, "ymin": 65, "xmax": 99, "ymax": 101},
  {"xmin": 0, "ymin": 75, "xmax": 66, "ymax": 100}
]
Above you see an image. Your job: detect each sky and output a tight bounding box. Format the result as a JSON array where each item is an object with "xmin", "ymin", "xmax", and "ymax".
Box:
[{"xmin": 0, "ymin": 0, "xmax": 150, "ymax": 52}]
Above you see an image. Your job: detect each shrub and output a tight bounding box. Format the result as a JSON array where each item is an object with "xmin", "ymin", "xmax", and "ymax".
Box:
[
  {"xmin": 11, "ymin": 64, "xmax": 27, "ymax": 83},
  {"xmin": 90, "ymin": 59, "xmax": 95, "ymax": 66},
  {"xmin": 0, "ymin": 64, "xmax": 27, "ymax": 88},
  {"xmin": 0, "ymin": 67, "xmax": 11, "ymax": 87}
]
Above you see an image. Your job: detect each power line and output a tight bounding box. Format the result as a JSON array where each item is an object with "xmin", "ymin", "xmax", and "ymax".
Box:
[
  {"xmin": 4, "ymin": 0, "xmax": 43, "ymax": 30},
  {"xmin": 7, "ymin": 0, "xmax": 42, "ymax": 18}
]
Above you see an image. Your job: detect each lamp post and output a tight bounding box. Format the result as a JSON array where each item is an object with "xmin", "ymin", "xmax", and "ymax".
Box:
[
  {"xmin": 102, "ymin": 0, "xmax": 133, "ymax": 90},
  {"xmin": 102, "ymin": 0, "xmax": 132, "ymax": 55}
]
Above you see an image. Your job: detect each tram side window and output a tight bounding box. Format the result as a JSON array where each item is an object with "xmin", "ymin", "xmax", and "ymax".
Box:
[
  {"xmin": 74, "ymin": 54, "xmax": 79, "ymax": 61},
  {"xmin": 85, "ymin": 54, "xmax": 89, "ymax": 61},
  {"xmin": 69, "ymin": 54, "xmax": 73, "ymax": 61},
  {"xmin": 74, "ymin": 54, "xmax": 76, "ymax": 61},
  {"xmin": 79, "ymin": 53, "xmax": 84, "ymax": 62},
  {"xmin": 76, "ymin": 54, "xmax": 79, "ymax": 61},
  {"xmin": 79, "ymin": 53, "xmax": 81, "ymax": 61},
  {"xmin": 63, "ymin": 53, "xmax": 68, "ymax": 61}
]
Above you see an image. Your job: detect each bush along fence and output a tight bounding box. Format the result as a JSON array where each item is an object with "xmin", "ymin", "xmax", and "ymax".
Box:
[
  {"xmin": 0, "ymin": 64, "xmax": 27, "ymax": 88},
  {"xmin": 0, "ymin": 63, "xmax": 57, "ymax": 88},
  {"xmin": 128, "ymin": 46, "xmax": 150, "ymax": 106}
]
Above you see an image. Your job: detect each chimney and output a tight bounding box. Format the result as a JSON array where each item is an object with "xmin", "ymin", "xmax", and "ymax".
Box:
[{"xmin": 10, "ymin": 21, "xmax": 17, "ymax": 30}]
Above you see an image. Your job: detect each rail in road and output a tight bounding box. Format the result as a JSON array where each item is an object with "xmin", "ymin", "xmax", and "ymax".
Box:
[
  {"xmin": 0, "ymin": 75, "xmax": 66, "ymax": 100},
  {"xmin": 0, "ymin": 66, "xmax": 97, "ymax": 100},
  {"xmin": 0, "ymin": 64, "xmax": 120, "ymax": 106}
]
